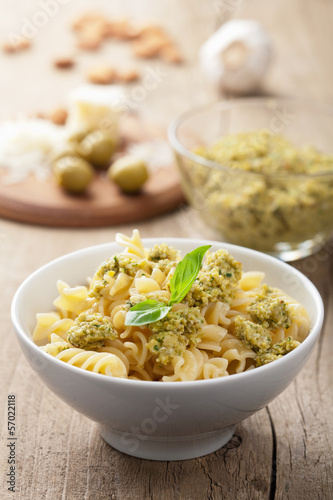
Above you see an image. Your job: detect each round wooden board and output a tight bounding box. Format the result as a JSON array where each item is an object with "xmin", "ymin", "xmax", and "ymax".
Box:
[{"xmin": 0, "ymin": 115, "xmax": 185, "ymax": 227}]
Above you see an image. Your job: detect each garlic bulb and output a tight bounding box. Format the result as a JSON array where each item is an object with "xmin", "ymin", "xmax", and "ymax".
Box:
[{"xmin": 199, "ymin": 19, "xmax": 272, "ymax": 95}]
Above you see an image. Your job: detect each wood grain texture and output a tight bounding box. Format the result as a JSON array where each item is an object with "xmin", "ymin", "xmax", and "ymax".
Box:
[{"xmin": 0, "ymin": 1, "xmax": 333, "ymax": 499}]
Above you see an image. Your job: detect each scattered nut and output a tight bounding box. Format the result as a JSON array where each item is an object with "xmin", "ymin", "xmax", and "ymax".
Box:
[
  {"xmin": 72, "ymin": 12, "xmax": 109, "ymax": 48},
  {"xmin": 132, "ymin": 34, "xmax": 168, "ymax": 58},
  {"xmin": 86, "ymin": 64, "xmax": 115, "ymax": 84},
  {"xmin": 131, "ymin": 24, "xmax": 183, "ymax": 62},
  {"xmin": 53, "ymin": 56, "xmax": 75, "ymax": 69},
  {"xmin": 2, "ymin": 37, "xmax": 31, "ymax": 53},
  {"xmin": 103, "ymin": 19, "xmax": 140, "ymax": 40},
  {"xmin": 160, "ymin": 43, "xmax": 183, "ymax": 64},
  {"xmin": 2, "ymin": 42, "xmax": 15, "ymax": 53},
  {"xmin": 72, "ymin": 12, "xmax": 183, "ymax": 63},
  {"xmin": 77, "ymin": 26, "xmax": 104, "ymax": 50},
  {"xmin": 137, "ymin": 24, "xmax": 168, "ymax": 39},
  {"xmin": 49, "ymin": 108, "xmax": 68, "ymax": 126},
  {"xmin": 115, "ymin": 67, "xmax": 140, "ymax": 82},
  {"xmin": 72, "ymin": 12, "xmax": 106, "ymax": 32}
]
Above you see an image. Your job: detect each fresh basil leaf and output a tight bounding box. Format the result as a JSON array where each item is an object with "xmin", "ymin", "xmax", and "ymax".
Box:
[
  {"xmin": 125, "ymin": 244, "xmax": 211, "ymax": 326},
  {"xmin": 169, "ymin": 244, "xmax": 211, "ymax": 305},
  {"xmin": 125, "ymin": 299, "xmax": 171, "ymax": 326}
]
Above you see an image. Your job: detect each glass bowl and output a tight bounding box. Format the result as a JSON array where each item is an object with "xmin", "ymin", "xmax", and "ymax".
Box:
[{"xmin": 168, "ymin": 98, "xmax": 333, "ymax": 261}]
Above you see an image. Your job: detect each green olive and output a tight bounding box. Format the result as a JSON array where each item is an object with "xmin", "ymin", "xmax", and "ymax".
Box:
[
  {"xmin": 67, "ymin": 128, "xmax": 93, "ymax": 144},
  {"xmin": 77, "ymin": 130, "xmax": 117, "ymax": 168},
  {"xmin": 50, "ymin": 146, "xmax": 80, "ymax": 164},
  {"xmin": 108, "ymin": 155, "xmax": 149, "ymax": 193},
  {"xmin": 53, "ymin": 156, "xmax": 94, "ymax": 194}
]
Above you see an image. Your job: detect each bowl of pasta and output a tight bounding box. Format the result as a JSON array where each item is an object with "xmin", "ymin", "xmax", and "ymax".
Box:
[{"xmin": 11, "ymin": 230, "xmax": 323, "ymax": 461}]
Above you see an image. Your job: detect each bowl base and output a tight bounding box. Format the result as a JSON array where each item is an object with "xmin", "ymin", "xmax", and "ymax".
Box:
[
  {"xmin": 99, "ymin": 425, "xmax": 236, "ymax": 461},
  {"xmin": 268, "ymin": 235, "xmax": 328, "ymax": 262}
]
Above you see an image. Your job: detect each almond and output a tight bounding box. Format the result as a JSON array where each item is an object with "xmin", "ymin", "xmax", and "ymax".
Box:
[
  {"xmin": 137, "ymin": 24, "xmax": 168, "ymax": 39},
  {"xmin": 87, "ymin": 64, "xmax": 115, "ymax": 84},
  {"xmin": 104, "ymin": 19, "xmax": 140, "ymax": 40},
  {"xmin": 77, "ymin": 26, "xmax": 103, "ymax": 50},
  {"xmin": 132, "ymin": 34, "xmax": 168, "ymax": 58},
  {"xmin": 72, "ymin": 12, "xmax": 106, "ymax": 31},
  {"xmin": 160, "ymin": 43, "xmax": 183, "ymax": 64},
  {"xmin": 49, "ymin": 108, "xmax": 68, "ymax": 126},
  {"xmin": 53, "ymin": 56, "xmax": 75, "ymax": 69},
  {"xmin": 115, "ymin": 67, "xmax": 140, "ymax": 82},
  {"xmin": 3, "ymin": 37, "xmax": 30, "ymax": 53}
]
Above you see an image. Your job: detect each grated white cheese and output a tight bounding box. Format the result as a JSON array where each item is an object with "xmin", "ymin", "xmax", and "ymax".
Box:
[{"xmin": 0, "ymin": 118, "xmax": 65, "ymax": 184}]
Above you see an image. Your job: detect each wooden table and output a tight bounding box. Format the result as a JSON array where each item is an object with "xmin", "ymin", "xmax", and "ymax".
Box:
[{"xmin": 1, "ymin": 1, "xmax": 332, "ymax": 498}]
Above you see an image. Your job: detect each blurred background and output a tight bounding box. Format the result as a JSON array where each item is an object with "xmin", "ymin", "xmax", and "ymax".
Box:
[
  {"xmin": 1, "ymin": 0, "xmax": 333, "ymax": 255},
  {"xmin": 1, "ymin": 0, "xmax": 332, "ymax": 125}
]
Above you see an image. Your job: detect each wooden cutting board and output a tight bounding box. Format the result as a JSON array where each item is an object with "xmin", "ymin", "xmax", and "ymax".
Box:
[{"xmin": 0, "ymin": 115, "xmax": 185, "ymax": 227}]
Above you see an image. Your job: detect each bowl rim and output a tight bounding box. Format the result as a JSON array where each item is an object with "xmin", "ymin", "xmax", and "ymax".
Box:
[
  {"xmin": 167, "ymin": 96, "xmax": 333, "ymax": 179},
  {"xmin": 11, "ymin": 237, "xmax": 324, "ymax": 389}
]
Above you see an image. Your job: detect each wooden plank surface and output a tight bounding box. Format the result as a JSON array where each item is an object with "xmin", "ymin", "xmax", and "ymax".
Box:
[
  {"xmin": 0, "ymin": 114, "xmax": 184, "ymax": 227},
  {"xmin": 0, "ymin": 1, "xmax": 332, "ymax": 499},
  {"xmin": 0, "ymin": 164, "xmax": 184, "ymax": 227}
]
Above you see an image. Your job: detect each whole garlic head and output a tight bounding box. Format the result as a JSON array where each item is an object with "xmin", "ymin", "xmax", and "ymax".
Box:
[{"xmin": 199, "ymin": 19, "xmax": 272, "ymax": 95}]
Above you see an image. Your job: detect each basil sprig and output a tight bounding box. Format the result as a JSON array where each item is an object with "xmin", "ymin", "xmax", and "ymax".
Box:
[{"xmin": 125, "ymin": 245, "xmax": 211, "ymax": 326}]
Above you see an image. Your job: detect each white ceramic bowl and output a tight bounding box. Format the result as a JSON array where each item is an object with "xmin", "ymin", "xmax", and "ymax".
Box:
[{"xmin": 11, "ymin": 238, "xmax": 324, "ymax": 461}]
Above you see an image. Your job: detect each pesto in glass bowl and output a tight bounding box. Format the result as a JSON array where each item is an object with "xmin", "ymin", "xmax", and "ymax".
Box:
[{"xmin": 169, "ymin": 98, "xmax": 333, "ymax": 261}]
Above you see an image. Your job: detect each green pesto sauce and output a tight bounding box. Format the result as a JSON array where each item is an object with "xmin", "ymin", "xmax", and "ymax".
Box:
[
  {"xmin": 190, "ymin": 130, "xmax": 333, "ymax": 250},
  {"xmin": 67, "ymin": 312, "xmax": 118, "ymax": 350}
]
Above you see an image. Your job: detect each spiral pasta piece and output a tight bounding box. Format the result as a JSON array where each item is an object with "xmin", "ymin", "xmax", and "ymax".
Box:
[
  {"xmin": 219, "ymin": 336, "xmax": 256, "ymax": 374},
  {"xmin": 162, "ymin": 348, "xmax": 205, "ymax": 382},
  {"xmin": 202, "ymin": 301, "xmax": 231, "ymax": 326},
  {"xmin": 116, "ymin": 229, "xmax": 146, "ymax": 258},
  {"xmin": 203, "ymin": 358, "xmax": 229, "ymax": 379},
  {"xmin": 56, "ymin": 349, "xmax": 128, "ymax": 377},
  {"xmin": 196, "ymin": 324, "xmax": 228, "ymax": 352},
  {"xmin": 53, "ymin": 280, "xmax": 95, "ymax": 316},
  {"xmin": 33, "ymin": 312, "xmax": 74, "ymax": 344},
  {"xmin": 124, "ymin": 330, "xmax": 151, "ymax": 369}
]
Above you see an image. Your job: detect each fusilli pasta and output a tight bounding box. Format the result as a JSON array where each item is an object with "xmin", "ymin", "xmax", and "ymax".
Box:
[{"xmin": 33, "ymin": 231, "xmax": 310, "ymax": 381}]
